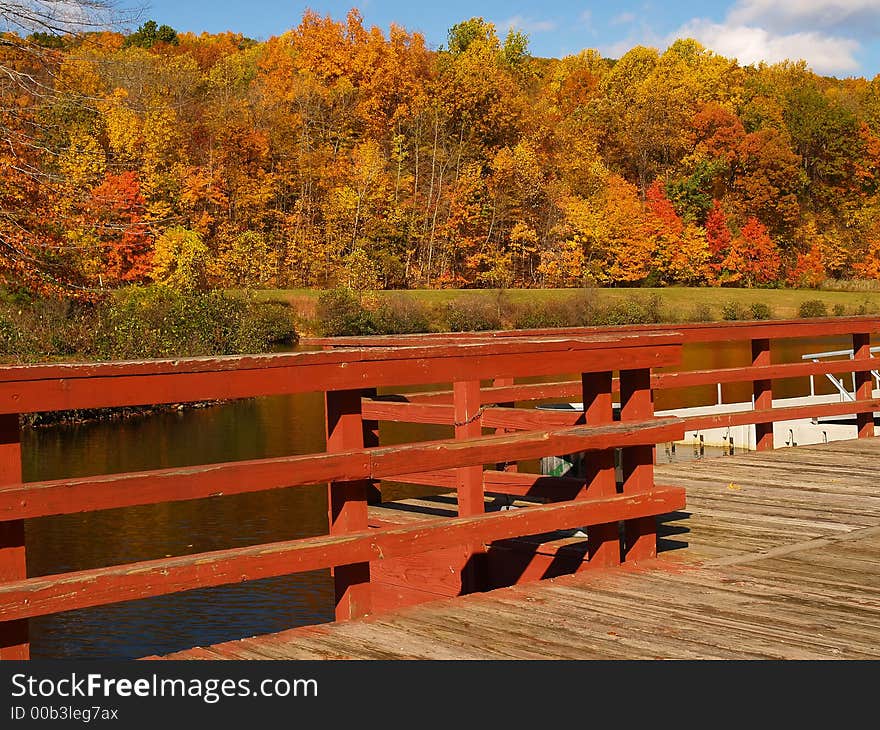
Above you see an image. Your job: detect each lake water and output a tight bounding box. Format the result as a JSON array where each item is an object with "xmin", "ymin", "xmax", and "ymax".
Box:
[{"xmin": 21, "ymin": 335, "xmax": 857, "ymax": 658}]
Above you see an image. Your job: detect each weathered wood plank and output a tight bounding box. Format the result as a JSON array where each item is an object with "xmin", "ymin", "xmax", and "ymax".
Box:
[
  {"xmin": 0, "ymin": 413, "xmax": 26, "ymax": 659},
  {"xmin": 0, "ymin": 417, "xmax": 682, "ymax": 520},
  {"xmin": 0, "ymin": 487, "xmax": 685, "ymax": 621},
  {"xmin": 0, "ymin": 340, "xmax": 681, "ymax": 414}
]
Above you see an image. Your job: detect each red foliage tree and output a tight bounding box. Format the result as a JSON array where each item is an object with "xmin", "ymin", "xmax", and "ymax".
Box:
[{"xmin": 90, "ymin": 172, "xmax": 153, "ymax": 284}]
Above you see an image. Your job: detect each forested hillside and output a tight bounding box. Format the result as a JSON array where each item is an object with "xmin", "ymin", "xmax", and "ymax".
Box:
[{"xmin": 3, "ymin": 10, "xmax": 880, "ymax": 295}]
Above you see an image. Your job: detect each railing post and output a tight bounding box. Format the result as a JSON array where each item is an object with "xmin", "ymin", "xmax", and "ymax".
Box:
[
  {"xmin": 493, "ymin": 377, "xmax": 517, "ymax": 471},
  {"xmin": 454, "ymin": 380, "xmax": 486, "ymax": 593},
  {"xmin": 751, "ymin": 338, "xmax": 774, "ymax": 450},
  {"xmin": 619, "ymin": 368, "xmax": 656, "ymax": 562},
  {"xmin": 0, "ymin": 413, "xmax": 27, "ymax": 659},
  {"xmin": 582, "ymin": 371, "xmax": 619, "ymax": 568},
  {"xmin": 853, "ymin": 333, "xmax": 875, "ymax": 439},
  {"xmin": 325, "ymin": 389, "xmax": 375, "ymax": 621}
]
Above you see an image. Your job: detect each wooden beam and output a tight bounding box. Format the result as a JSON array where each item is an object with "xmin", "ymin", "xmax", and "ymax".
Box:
[
  {"xmin": 678, "ymin": 398, "xmax": 880, "ymax": 431},
  {"xmin": 326, "ymin": 389, "xmax": 374, "ymax": 620},
  {"xmin": 853, "ymin": 334, "xmax": 874, "ymax": 439},
  {"xmin": 0, "ymin": 488, "xmax": 685, "ymax": 622},
  {"xmin": 582, "ymin": 371, "xmax": 619, "ymax": 568},
  {"xmin": 751, "ymin": 338, "xmax": 774, "ymax": 451},
  {"xmin": 368, "ymin": 419, "xmax": 684, "ymax": 479},
  {"xmin": 620, "ymin": 369, "xmax": 656, "ymax": 562},
  {"xmin": 400, "ymin": 356, "xmax": 880, "ymax": 408},
  {"xmin": 388, "ymin": 470, "xmax": 611, "ymax": 502},
  {"xmin": 0, "ymin": 413, "xmax": 26, "ymax": 659},
  {"xmin": 492, "ymin": 376, "xmax": 517, "ymax": 472},
  {"xmin": 362, "ymin": 400, "xmax": 454, "ymax": 424},
  {"xmin": 0, "ymin": 418, "xmax": 684, "ymax": 521},
  {"xmin": 0, "ymin": 340, "xmax": 681, "ymax": 415},
  {"xmin": 653, "ymin": 357, "xmax": 880, "ymax": 390},
  {"xmin": 454, "ymin": 380, "xmax": 485, "ymax": 592}
]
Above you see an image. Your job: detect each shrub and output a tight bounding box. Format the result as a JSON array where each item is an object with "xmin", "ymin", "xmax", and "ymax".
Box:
[
  {"xmin": 513, "ymin": 300, "xmax": 574, "ymax": 329},
  {"xmin": 749, "ymin": 302, "xmax": 773, "ymax": 320},
  {"xmin": 721, "ymin": 300, "xmax": 746, "ymax": 321},
  {"xmin": 821, "ymin": 278, "xmax": 880, "ymax": 292},
  {"xmin": 685, "ymin": 304, "xmax": 713, "ymax": 323},
  {"xmin": 832, "ymin": 303, "xmax": 846, "ymax": 317},
  {"xmin": 593, "ymin": 294, "xmax": 664, "ymax": 326},
  {"xmin": 0, "ymin": 297, "xmax": 94, "ymax": 361},
  {"xmin": 441, "ymin": 295, "xmax": 503, "ymax": 332},
  {"xmin": 372, "ymin": 295, "xmax": 431, "ymax": 334},
  {"xmin": 798, "ymin": 299, "xmax": 828, "ymax": 318},
  {"xmin": 234, "ymin": 300, "xmax": 300, "ymax": 352},
  {"xmin": 0, "ymin": 287, "xmax": 298, "ymax": 363},
  {"xmin": 315, "ymin": 288, "xmax": 376, "ymax": 336}
]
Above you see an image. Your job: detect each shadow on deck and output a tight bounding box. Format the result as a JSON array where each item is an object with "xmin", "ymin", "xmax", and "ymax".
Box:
[{"xmin": 153, "ymin": 438, "xmax": 880, "ymax": 660}]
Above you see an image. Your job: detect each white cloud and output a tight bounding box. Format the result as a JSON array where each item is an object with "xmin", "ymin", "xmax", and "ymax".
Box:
[
  {"xmin": 728, "ymin": 0, "xmax": 880, "ymax": 35},
  {"xmin": 579, "ymin": 10, "xmax": 592, "ymax": 26},
  {"xmin": 500, "ymin": 15, "xmax": 557, "ymax": 34},
  {"xmin": 611, "ymin": 12, "xmax": 636, "ymax": 26},
  {"xmin": 677, "ymin": 18, "xmax": 860, "ymax": 74}
]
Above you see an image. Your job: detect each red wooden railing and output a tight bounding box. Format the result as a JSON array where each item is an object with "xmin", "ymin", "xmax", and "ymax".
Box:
[
  {"xmin": 307, "ymin": 317, "xmax": 880, "ymax": 450},
  {"xmin": 4, "ymin": 317, "xmax": 877, "ymax": 659},
  {"xmin": 0, "ymin": 333, "xmax": 685, "ymax": 659}
]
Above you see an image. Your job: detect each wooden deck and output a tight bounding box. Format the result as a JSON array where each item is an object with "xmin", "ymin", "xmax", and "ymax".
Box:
[{"xmin": 155, "ymin": 438, "xmax": 880, "ymax": 660}]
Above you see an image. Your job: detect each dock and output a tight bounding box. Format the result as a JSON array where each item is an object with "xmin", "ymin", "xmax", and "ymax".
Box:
[
  {"xmin": 158, "ymin": 438, "xmax": 880, "ymax": 660},
  {"xmin": 2, "ymin": 317, "xmax": 880, "ymax": 660}
]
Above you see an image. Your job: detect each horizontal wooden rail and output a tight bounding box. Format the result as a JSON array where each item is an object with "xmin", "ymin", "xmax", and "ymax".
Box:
[
  {"xmin": 8, "ymin": 317, "xmax": 875, "ymax": 659},
  {"xmin": 0, "ymin": 487, "xmax": 685, "ymax": 622},
  {"xmin": 0, "ymin": 418, "xmax": 682, "ymax": 520},
  {"xmin": 389, "ymin": 470, "xmax": 598, "ymax": 501},
  {"xmin": 0, "ymin": 337, "xmax": 680, "ymax": 415},
  {"xmin": 388, "ymin": 357, "xmax": 880, "ymax": 408},
  {"xmin": 653, "ymin": 357, "xmax": 880, "ymax": 391},
  {"xmin": 678, "ymin": 398, "xmax": 880, "ymax": 432}
]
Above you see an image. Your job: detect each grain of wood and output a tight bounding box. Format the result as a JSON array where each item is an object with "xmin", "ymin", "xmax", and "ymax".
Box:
[{"xmin": 155, "ymin": 438, "xmax": 880, "ymax": 660}]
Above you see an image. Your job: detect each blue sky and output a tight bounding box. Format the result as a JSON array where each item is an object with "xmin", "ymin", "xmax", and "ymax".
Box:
[{"xmin": 137, "ymin": 0, "xmax": 880, "ymax": 78}]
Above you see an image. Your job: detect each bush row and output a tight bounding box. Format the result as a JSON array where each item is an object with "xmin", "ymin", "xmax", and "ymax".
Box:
[
  {"xmin": 315, "ymin": 289, "xmax": 877, "ymax": 336},
  {"xmin": 0, "ymin": 287, "xmax": 298, "ymax": 363}
]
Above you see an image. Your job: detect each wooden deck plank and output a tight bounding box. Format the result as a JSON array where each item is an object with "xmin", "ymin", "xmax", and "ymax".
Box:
[{"xmin": 154, "ymin": 438, "xmax": 880, "ymax": 661}]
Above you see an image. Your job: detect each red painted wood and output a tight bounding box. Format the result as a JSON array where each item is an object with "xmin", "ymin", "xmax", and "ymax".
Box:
[
  {"xmin": 751, "ymin": 338, "xmax": 774, "ymax": 450},
  {"xmin": 372, "ymin": 543, "xmax": 473, "ymax": 598},
  {"xmin": 0, "ymin": 344, "xmax": 681, "ymax": 415},
  {"xmin": 404, "ymin": 380, "xmax": 581, "ymax": 405},
  {"xmin": 481, "ymin": 407, "xmax": 585, "ymax": 430},
  {"xmin": 487, "ymin": 537, "xmax": 590, "ymax": 588},
  {"xmin": 369, "ymin": 582, "xmax": 452, "ymax": 612},
  {"xmin": 853, "ymin": 334, "xmax": 875, "ymax": 439},
  {"xmin": 654, "ymin": 357, "xmax": 880, "ymax": 390},
  {"xmin": 402, "ymin": 356, "xmax": 880, "ymax": 409},
  {"xmin": 369, "ymin": 419, "xmax": 684, "ymax": 479},
  {"xmin": 492, "ymin": 376, "xmax": 517, "ymax": 472},
  {"xmin": 619, "ymin": 369, "xmax": 656, "ymax": 562},
  {"xmin": 454, "ymin": 381, "xmax": 484, "ymax": 518},
  {"xmin": 0, "ymin": 488, "xmax": 685, "ymax": 622},
  {"xmin": 454, "ymin": 380, "xmax": 486, "ymax": 593},
  {"xmin": 362, "ymin": 400, "xmax": 454, "ymax": 424},
  {"xmin": 393, "ymin": 470, "xmax": 595, "ymax": 501},
  {"xmin": 0, "ymin": 418, "xmax": 682, "ymax": 522},
  {"xmin": 0, "ymin": 451, "xmax": 370, "ymax": 521},
  {"xmin": 582, "ymin": 371, "xmax": 619, "ymax": 568},
  {"xmin": 680, "ymin": 398, "xmax": 880, "ymax": 432},
  {"xmin": 0, "ymin": 413, "xmax": 27, "ymax": 660},
  {"xmin": 326, "ymin": 390, "xmax": 373, "ymax": 621}
]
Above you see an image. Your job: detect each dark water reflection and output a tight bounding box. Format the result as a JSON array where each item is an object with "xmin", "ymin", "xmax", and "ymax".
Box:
[{"xmin": 21, "ymin": 334, "xmax": 859, "ymax": 658}]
